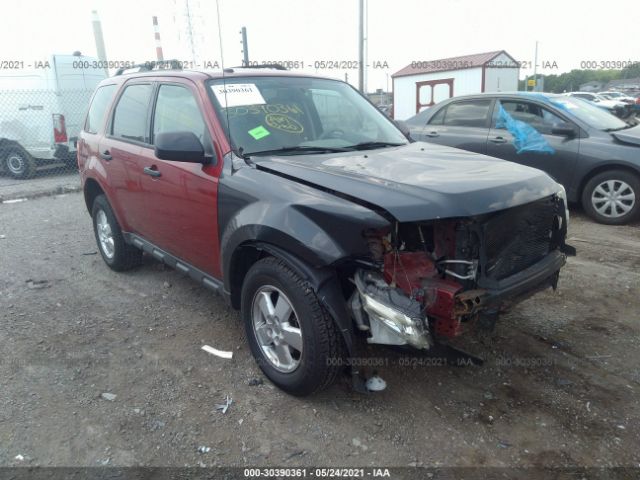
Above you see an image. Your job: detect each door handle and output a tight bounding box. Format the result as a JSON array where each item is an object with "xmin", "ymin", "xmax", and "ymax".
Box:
[
  {"xmin": 100, "ymin": 150, "xmax": 112, "ymax": 161},
  {"xmin": 489, "ymin": 136, "xmax": 507, "ymax": 144},
  {"xmin": 426, "ymin": 131, "xmax": 440, "ymax": 137},
  {"xmin": 143, "ymin": 166, "xmax": 161, "ymax": 178}
]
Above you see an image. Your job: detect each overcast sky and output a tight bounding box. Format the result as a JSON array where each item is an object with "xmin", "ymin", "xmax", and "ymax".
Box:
[{"xmin": 2, "ymin": 0, "xmax": 638, "ymax": 91}]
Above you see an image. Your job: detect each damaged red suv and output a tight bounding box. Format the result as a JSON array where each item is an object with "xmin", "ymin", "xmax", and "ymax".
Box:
[{"xmin": 78, "ymin": 64, "xmax": 573, "ymax": 395}]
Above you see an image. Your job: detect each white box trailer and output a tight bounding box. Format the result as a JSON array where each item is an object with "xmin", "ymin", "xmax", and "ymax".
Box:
[{"xmin": 0, "ymin": 54, "xmax": 106, "ymax": 178}]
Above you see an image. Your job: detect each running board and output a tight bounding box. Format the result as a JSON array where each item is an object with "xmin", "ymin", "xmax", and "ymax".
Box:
[{"xmin": 123, "ymin": 233, "xmax": 223, "ymax": 293}]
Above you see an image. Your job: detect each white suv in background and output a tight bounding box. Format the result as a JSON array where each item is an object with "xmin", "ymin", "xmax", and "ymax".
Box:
[{"xmin": 565, "ymin": 92, "xmax": 628, "ymax": 117}]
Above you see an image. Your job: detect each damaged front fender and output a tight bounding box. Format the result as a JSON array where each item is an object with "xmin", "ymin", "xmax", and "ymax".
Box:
[
  {"xmin": 219, "ymin": 163, "xmax": 390, "ymax": 287},
  {"xmin": 218, "ymin": 157, "xmax": 392, "ymax": 356}
]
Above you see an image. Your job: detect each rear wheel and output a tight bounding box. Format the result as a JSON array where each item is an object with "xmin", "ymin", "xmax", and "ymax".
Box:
[
  {"xmin": 241, "ymin": 257, "xmax": 344, "ymax": 396},
  {"xmin": 63, "ymin": 153, "xmax": 78, "ymax": 168},
  {"xmin": 91, "ymin": 194, "xmax": 142, "ymax": 271},
  {"xmin": 582, "ymin": 170, "xmax": 639, "ymax": 225},
  {"xmin": 3, "ymin": 147, "xmax": 36, "ymax": 179}
]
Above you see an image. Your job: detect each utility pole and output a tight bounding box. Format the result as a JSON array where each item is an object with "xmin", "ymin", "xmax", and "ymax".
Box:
[
  {"xmin": 240, "ymin": 26, "xmax": 249, "ymax": 66},
  {"xmin": 533, "ymin": 40, "xmax": 539, "ymax": 92},
  {"xmin": 184, "ymin": 0, "xmax": 197, "ymax": 63},
  {"xmin": 358, "ymin": 0, "xmax": 364, "ymax": 93},
  {"xmin": 387, "ymin": 74, "xmax": 391, "ymax": 106},
  {"xmin": 91, "ymin": 10, "xmax": 108, "ymax": 76},
  {"xmin": 152, "ymin": 16, "xmax": 164, "ymax": 62}
]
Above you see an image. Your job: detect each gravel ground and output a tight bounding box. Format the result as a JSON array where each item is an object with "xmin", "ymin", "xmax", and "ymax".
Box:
[
  {"xmin": 0, "ymin": 170, "xmax": 80, "ymax": 203},
  {"xmin": 0, "ymin": 193, "xmax": 638, "ymax": 469}
]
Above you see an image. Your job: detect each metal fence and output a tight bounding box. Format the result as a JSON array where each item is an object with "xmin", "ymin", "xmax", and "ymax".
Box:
[{"xmin": 0, "ymin": 89, "xmax": 94, "ymax": 182}]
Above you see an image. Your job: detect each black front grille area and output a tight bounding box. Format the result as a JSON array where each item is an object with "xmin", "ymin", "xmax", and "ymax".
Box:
[{"xmin": 482, "ymin": 196, "xmax": 558, "ymax": 280}]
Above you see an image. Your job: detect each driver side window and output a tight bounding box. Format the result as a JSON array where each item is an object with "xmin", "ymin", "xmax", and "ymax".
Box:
[
  {"xmin": 153, "ymin": 84, "xmax": 206, "ymax": 142},
  {"xmin": 498, "ymin": 101, "xmax": 571, "ymax": 135},
  {"xmin": 152, "ymin": 83, "xmax": 215, "ymax": 155}
]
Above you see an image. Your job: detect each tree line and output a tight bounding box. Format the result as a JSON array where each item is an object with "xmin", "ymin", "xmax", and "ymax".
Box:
[{"xmin": 518, "ymin": 63, "xmax": 640, "ymax": 93}]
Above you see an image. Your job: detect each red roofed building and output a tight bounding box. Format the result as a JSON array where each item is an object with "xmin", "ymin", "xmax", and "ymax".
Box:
[{"xmin": 392, "ymin": 50, "xmax": 519, "ymax": 119}]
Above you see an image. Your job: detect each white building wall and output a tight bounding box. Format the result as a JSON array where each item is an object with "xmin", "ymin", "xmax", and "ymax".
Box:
[
  {"xmin": 393, "ymin": 67, "xmax": 483, "ymax": 120},
  {"xmin": 484, "ymin": 52, "xmax": 519, "ymax": 92},
  {"xmin": 483, "ymin": 67, "xmax": 519, "ymax": 92}
]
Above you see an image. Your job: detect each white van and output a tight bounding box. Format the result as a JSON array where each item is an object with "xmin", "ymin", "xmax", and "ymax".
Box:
[{"xmin": 0, "ymin": 53, "xmax": 106, "ymax": 178}]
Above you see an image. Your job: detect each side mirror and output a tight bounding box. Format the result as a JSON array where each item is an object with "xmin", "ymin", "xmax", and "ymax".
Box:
[
  {"xmin": 394, "ymin": 120, "xmax": 412, "ymax": 139},
  {"xmin": 155, "ymin": 131, "xmax": 205, "ymax": 163},
  {"xmin": 551, "ymin": 127, "xmax": 577, "ymax": 138}
]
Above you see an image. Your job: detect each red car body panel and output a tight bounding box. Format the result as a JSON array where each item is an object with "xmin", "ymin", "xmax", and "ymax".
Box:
[
  {"xmin": 79, "ymin": 72, "xmax": 231, "ymax": 278},
  {"xmin": 135, "ymin": 146, "xmax": 222, "ymax": 276}
]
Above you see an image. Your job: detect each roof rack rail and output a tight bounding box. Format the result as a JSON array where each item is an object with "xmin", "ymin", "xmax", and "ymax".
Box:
[
  {"xmin": 115, "ymin": 59, "xmax": 183, "ymax": 76},
  {"xmin": 225, "ymin": 63, "xmax": 288, "ymax": 73}
]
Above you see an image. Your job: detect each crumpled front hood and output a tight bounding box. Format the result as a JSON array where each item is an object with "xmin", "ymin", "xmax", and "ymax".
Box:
[{"xmin": 254, "ymin": 142, "xmax": 560, "ymax": 222}]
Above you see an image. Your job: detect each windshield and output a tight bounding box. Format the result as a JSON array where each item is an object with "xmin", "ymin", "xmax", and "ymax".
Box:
[
  {"xmin": 548, "ymin": 96, "xmax": 628, "ymax": 131},
  {"xmin": 207, "ymin": 76, "xmax": 408, "ymax": 156}
]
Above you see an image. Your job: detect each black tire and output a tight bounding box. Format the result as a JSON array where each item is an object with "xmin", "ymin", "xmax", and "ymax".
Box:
[
  {"xmin": 91, "ymin": 194, "xmax": 142, "ymax": 271},
  {"xmin": 581, "ymin": 170, "xmax": 640, "ymax": 225},
  {"xmin": 63, "ymin": 153, "xmax": 79, "ymax": 168},
  {"xmin": 241, "ymin": 257, "xmax": 344, "ymax": 396},
  {"xmin": 3, "ymin": 147, "xmax": 36, "ymax": 179}
]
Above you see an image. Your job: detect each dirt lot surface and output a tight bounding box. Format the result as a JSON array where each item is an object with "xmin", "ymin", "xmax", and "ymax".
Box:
[
  {"xmin": 0, "ymin": 193, "xmax": 638, "ymax": 470},
  {"xmin": 0, "ymin": 170, "xmax": 80, "ymax": 203}
]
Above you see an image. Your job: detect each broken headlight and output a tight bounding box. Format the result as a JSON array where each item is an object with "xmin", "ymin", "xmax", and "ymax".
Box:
[
  {"xmin": 351, "ymin": 270, "xmax": 431, "ymax": 349},
  {"xmin": 556, "ymin": 185, "xmax": 569, "ymax": 228}
]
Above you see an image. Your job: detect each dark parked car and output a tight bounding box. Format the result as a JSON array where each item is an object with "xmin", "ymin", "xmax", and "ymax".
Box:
[
  {"xmin": 406, "ymin": 92, "xmax": 640, "ymax": 224},
  {"xmin": 78, "ymin": 66, "xmax": 572, "ymax": 395}
]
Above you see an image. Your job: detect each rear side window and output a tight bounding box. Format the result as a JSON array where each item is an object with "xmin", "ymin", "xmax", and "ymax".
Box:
[
  {"xmin": 442, "ymin": 100, "xmax": 492, "ymax": 128},
  {"xmin": 85, "ymin": 84, "xmax": 117, "ymax": 134},
  {"xmin": 112, "ymin": 84, "xmax": 153, "ymax": 143}
]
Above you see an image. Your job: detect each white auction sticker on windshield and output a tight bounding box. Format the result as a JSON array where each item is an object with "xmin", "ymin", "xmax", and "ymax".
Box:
[{"xmin": 211, "ymin": 83, "xmax": 266, "ymax": 108}]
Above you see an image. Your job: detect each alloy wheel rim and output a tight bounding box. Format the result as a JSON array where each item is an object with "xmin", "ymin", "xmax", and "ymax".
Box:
[
  {"xmin": 96, "ymin": 210, "xmax": 115, "ymax": 259},
  {"xmin": 591, "ymin": 180, "xmax": 635, "ymax": 218},
  {"xmin": 251, "ymin": 285, "xmax": 303, "ymax": 373},
  {"xmin": 7, "ymin": 154, "xmax": 25, "ymax": 174}
]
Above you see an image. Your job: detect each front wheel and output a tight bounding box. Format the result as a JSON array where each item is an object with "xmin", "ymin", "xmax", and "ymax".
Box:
[
  {"xmin": 582, "ymin": 170, "xmax": 640, "ymax": 225},
  {"xmin": 241, "ymin": 257, "xmax": 344, "ymax": 396}
]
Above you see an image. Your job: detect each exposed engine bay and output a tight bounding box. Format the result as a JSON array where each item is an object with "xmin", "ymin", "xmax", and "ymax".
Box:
[{"xmin": 348, "ymin": 194, "xmax": 570, "ymax": 349}]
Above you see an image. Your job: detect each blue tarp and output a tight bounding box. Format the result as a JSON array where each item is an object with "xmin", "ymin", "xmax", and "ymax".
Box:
[{"xmin": 495, "ymin": 103, "xmax": 555, "ymax": 155}]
